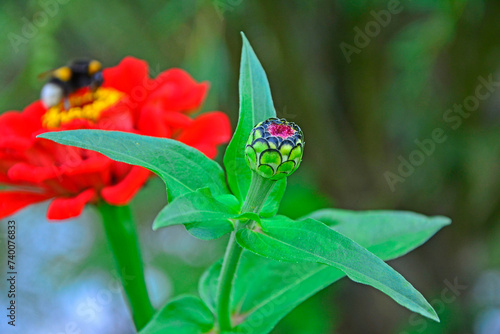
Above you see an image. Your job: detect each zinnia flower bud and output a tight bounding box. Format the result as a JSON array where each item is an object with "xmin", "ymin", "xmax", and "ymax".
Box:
[{"xmin": 245, "ymin": 118, "xmax": 304, "ymax": 180}]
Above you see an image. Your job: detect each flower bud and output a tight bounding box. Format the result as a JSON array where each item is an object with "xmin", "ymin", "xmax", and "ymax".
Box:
[{"xmin": 245, "ymin": 118, "xmax": 304, "ymax": 180}]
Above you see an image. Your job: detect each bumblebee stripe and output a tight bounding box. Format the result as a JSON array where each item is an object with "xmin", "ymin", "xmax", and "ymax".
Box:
[{"xmin": 53, "ymin": 67, "xmax": 72, "ymax": 81}]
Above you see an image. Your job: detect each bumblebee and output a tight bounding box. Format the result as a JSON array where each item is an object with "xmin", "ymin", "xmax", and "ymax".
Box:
[{"xmin": 40, "ymin": 59, "xmax": 104, "ymax": 109}]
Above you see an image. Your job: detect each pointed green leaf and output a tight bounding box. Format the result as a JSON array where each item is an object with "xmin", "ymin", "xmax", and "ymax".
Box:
[
  {"xmin": 215, "ymin": 194, "xmax": 242, "ymax": 212},
  {"xmin": 38, "ymin": 130, "xmax": 229, "ymax": 200},
  {"xmin": 153, "ymin": 188, "xmax": 237, "ymax": 240},
  {"xmin": 305, "ymin": 209, "xmax": 451, "ymax": 260},
  {"xmin": 153, "ymin": 188, "xmax": 260, "ymax": 240},
  {"xmin": 235, "ymin": 216, "xmax": 440, "ymax": 323},
  {"xmin": 198, "ymin": 259, "xmax": 221, "ymax": 314},
  {"xmin": 139, "ymin": 295, "xmax": 214, "ymax": 334},
  {"xmin": 200, "ymin": 210, "xmax": 449, "ymax": 333},
  {"xmin": 224, "ymin": 33, "xmax": 286, "ymax": 212}
]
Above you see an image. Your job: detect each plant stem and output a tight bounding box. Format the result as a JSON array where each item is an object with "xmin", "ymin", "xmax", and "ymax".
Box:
[
  {"xmin": 216, "ymin": 172, "xmax": 276, "ymax": 331},
  {"xmin": 242, "ymin": 172, "xmax": 277, "ymax": 214},
  {"xmin": 216, "ymin": 228, "xmax": 244, "ymax": 331},
  {"xmin": 98, "ymin": 202, "xmax": 154, "ymax": 331}
]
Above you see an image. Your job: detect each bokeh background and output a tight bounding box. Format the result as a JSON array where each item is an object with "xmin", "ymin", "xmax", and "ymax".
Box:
[{"xmin": 1, "ymin": 0, "xmax": 500, "ymax": 333}]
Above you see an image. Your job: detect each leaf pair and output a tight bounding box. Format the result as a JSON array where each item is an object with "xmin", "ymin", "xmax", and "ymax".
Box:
[
  {"xmin": 200, "ymin": 210, "xmax": 450, "ymax": 333},
  {"xmin": 139, "ymin": 210, "xmax": 449, "ymax": 334},
  {"xmin": 237, "ymin": 215, "xmax": 441, "ymax": 323}
]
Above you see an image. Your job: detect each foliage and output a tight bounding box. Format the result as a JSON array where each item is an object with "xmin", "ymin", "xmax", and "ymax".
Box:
[{"xmin": 39, "ymin": 34, "xmax": 450, "ymax": 333}]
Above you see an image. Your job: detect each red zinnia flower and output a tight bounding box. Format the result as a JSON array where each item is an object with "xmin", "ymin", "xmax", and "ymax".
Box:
[{"xmin": 0, "ymin": 57, "xmax": 231, "ymax": 220}]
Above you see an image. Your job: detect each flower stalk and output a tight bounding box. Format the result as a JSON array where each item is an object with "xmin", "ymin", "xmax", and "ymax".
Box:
[
  {"xmin": 216, "ymin": 172, "xmax": 277, "ymax": 331},
  {"xmin": 98, "ymin": 202, "xmax": 154, "ymax": 331}
]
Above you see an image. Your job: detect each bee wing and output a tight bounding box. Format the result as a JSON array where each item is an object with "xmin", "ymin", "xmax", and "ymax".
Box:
[
  {"xmin": 37, "ymin": 69, "xmax": 57, "ymax": 80},
  {"xmin": 37, "ymin": 66, "xmax": 72, "ymax": 81}
]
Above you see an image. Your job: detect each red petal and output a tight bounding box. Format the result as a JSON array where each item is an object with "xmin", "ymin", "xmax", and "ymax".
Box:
[
  {"xmin": 0, "ymin": 191, "xmax": 52, "ymax": 219},
  {"xmin": 176, "ymin": 111, "xmax": 231, "ymax": 158},
  {"xmin": 161, "ymin": 111, "xmax": 193, "ymax": 130},
  {"xmin": 103, "ymin": 57, "xmax": 149, "ymax": 96},
  {"xmin": 137, "ymin": 105, "xmax": 172, "ymax": 137},
  {"xmin": 47, "ymin": 189, "xmax": 96, "ymax": 221},
  {"xmin": 101, "ymin": 167, "xmax": 150, "ymax": 205},
  {"xmin": 62, "ymin": 156, "xmax": 111, "ymax": 176},
  {"xmin": 8, "ymin": 163, "xmax": 61, "ymax": 183},
  {"xmin": 148, "ymin": 69, "xmax": 209, "ymax": 112},
  {"xmin": 137, "ymin": 105, "xmax": 194, "ymax": 136},
  {"xmin": 22, "ymin": 100, "xmax": 47, "ymax": 123},
  {"xmin": 0, "ymin": 112, "xmax": 38, "ymax": 150},
  {"xmin": 98, "ymin": 102, "xmax": 135, "ymax": 131}
]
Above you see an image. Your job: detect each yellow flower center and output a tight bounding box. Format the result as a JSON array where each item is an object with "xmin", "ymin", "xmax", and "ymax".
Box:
[{"xmin": 42, "ymin": 88, "xmax": 123, "ymax": 129}]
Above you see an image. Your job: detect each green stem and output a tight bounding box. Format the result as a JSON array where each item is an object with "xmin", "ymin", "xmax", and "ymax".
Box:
[
  {"xmin": 216, "ymin": 228, "xmax": 244, "ymax": 331},
  {"xmin": 216, "ymin": 172, "xmax": 276, "ymax": 331},
  {"xmin": 242, "ymin": 172, "xmax": 277, "ymax": 213},
  {"xmin": 98, "ymin": 202, "xmax": 154, "ymax": 331}
]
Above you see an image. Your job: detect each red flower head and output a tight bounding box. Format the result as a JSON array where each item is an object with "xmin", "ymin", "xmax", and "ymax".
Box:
[{"xmin": 0, "ymin": 57, "xmax": 231, "ymax": 221}]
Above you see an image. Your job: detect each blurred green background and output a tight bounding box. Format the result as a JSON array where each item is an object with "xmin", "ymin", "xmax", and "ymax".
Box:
[{"xmin": 1, "ymin": 0, "xmax": 500, "ymax": 333}]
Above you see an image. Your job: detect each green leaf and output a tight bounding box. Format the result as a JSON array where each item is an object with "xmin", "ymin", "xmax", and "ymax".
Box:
[
  {"xmin": 223, "ymin": 33, "xmax": 285, "ymax": 208},
  {"xmin": 234, "ymin": 215, "xmax": 444, "ymax": 326},
  {"xmin": 304, "ymin": 209, "xmax": 451, "ymax": 260},
  {"xmin": 38, "ymin": 130, "xmax": 228, "ymax": 200},
  {"xmin": 200, "ymin": 210, "xmax": 449, "ymax": 333},
  {"xmin": 153, "ymin": 188, "xmax": 236, "ymax": 240},
  {"xmin": 153, "ymin": 188, "xmax": 260, "ymax": 240},
  {"xmin": 198, "ymin": 259, "xmax": 221, "ymax": 314},
  {"xmin": 215, "ymin": 194, "xmax": 242, "ymax": 212},
  {"xmin": 139, "ymin": 295, "xmax": 214, "ymax": 334},
  {"xmin": 235, "ymin": 212, "xmax": 261, "ymax": 224}
]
